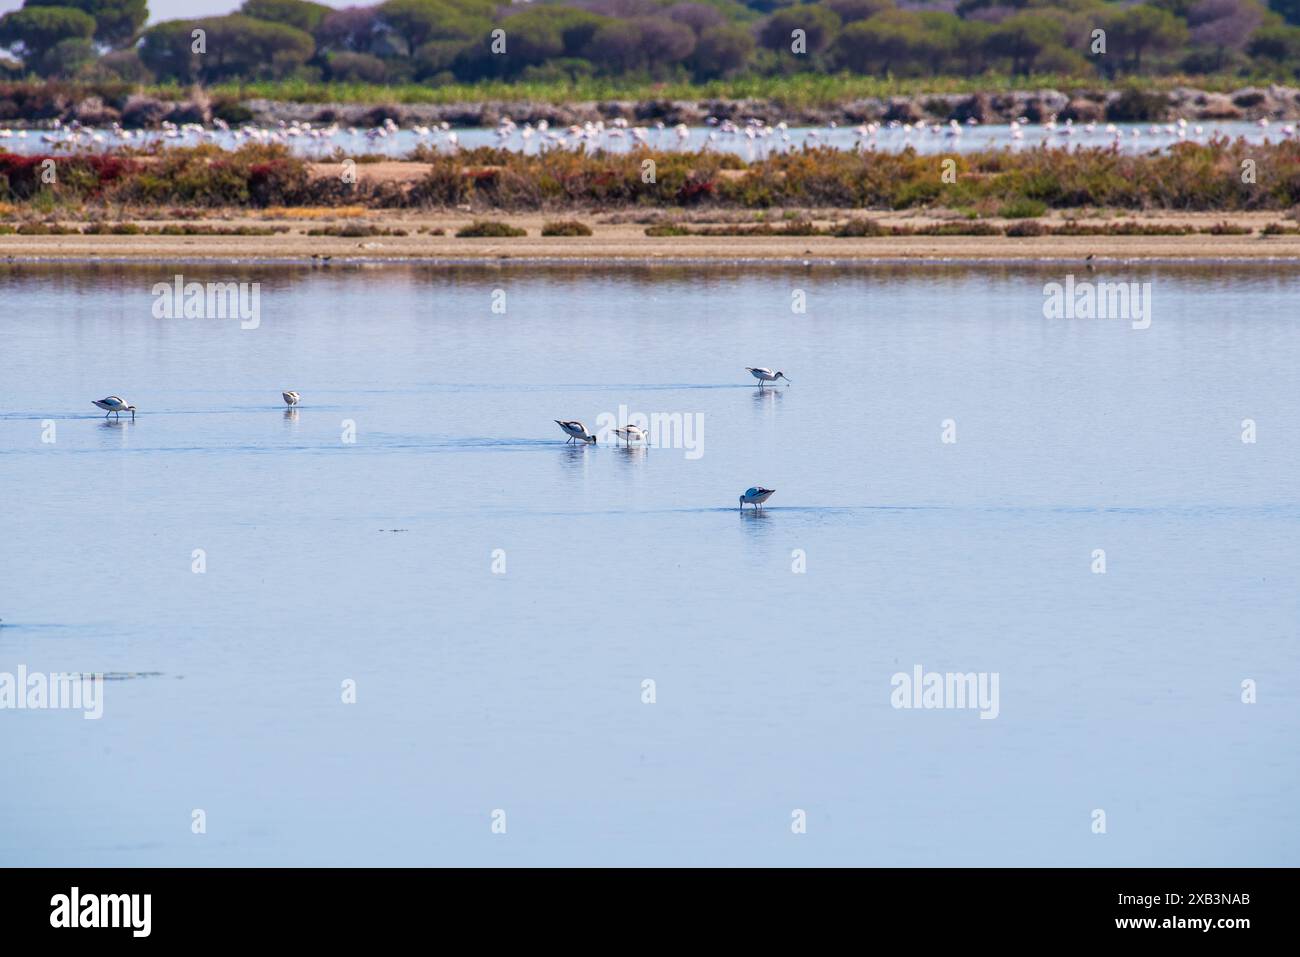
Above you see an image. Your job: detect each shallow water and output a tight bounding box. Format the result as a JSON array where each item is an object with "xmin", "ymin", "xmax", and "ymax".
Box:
[
  {"xmin": 4, "ymin": 119, "xmax": 1289, "ymax": 158},
  {"xmin": 2, "ymin": 261, "xmax": 1298, "ymax": 865}
]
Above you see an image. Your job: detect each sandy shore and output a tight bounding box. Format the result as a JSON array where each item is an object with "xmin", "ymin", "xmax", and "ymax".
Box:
[{"xmin": 4, "ymin": 211, "xmax": 1300, "ymax": 263}]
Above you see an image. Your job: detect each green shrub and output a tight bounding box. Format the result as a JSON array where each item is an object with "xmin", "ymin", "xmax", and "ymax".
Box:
[
  {"xmin": 833, "ymin": 218, "xmax": 888, "ymax": 237},
  {"xmin": 1108, "ymin": 87, "xmax": 1171, "ymax": 122},
  {"xmin": 1202, "ymin": 222, "xmax": 1250, "ymax": 235},
  {"xmin": 998, "ymin": 198, "xmax": 1048, "ymax": 219},
  {"xmin": 1050, "ymin": 221, "xmax": 1193, "ymax": 235},
  {"xmin": 541, "ymin": 220, "xmax": 593, "ymax": 236},
  {"xmin": 915, "ymin": 221, "xmax": 1003, "ymax": 236},
  {"xmin": 306, "ymin": 223, "xmax": 407, "ymax": 237},
  {"xmin": 1005, "ymin": 219, "xmax": 1047, "ymax": 237},
  {"xmin": 456, "ymin": 220, "xmax": 526, "ymax": 237},
  {"xmin": 645, "ymin": 224, "xmax": 691, "ymax": 236},
  {"xmin": 4, "ymin": 140, "xmax": 1300, "ymax": 216}
]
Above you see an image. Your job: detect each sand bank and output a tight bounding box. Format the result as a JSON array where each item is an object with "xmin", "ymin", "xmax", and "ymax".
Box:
[{"xmin": 3, "ymin": 212, "xmax": 1299, "ymax": 263}]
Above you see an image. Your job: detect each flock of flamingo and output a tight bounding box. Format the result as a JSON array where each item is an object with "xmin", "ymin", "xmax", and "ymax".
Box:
[
  {"xmin": 4, "ymin": 113, "xmax": 1293, "ymax": 160},
  {"xmin": 91, "ymin": 367, "xmax": 789, "ymax": 511}
]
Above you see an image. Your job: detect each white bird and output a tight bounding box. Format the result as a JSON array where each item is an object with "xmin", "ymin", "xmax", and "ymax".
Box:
[
  {"xmin": 92, "ymin": 396, "xmax": 136, "ymax": 420},
  {"xmin": 612, "ymin": 424, "xmax": 647, "ymax": 445},
  {"xmin": 739, "ymin": 487, "xmax": 776, "ymax": 510},
  {"xmin": 555, "ymin": 420, "xmax": 596, "ymax": 444},
  {"xmin": 746, "ymin": 367, "xmax": 791, "ymax": 387},
  {"xmin": 282, "ymin": 391, "xmax": 300, "ymax": 407}
]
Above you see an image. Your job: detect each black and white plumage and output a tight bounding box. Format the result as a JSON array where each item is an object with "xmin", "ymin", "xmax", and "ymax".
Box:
[
  {"xmin": 92, "ymin": 396, "xmax": 135, "ymax": 420},
  {"xmin": 739, "ymin": 487, "xmax": 776, "ymax": 510},
  {"xmin": 612, "ymin": 424, "xmax": 647, "ymax": 445},
  {"xmin": 555, "ymin": 420, "xmax": 596, "ymax": 444},
  {"xmin": 282, "ymin": 391, "xmax": 301, "ymax": 407},
  {"xmin": 746, "ymin": 367, "xmax": 791, "ymax": 387}
]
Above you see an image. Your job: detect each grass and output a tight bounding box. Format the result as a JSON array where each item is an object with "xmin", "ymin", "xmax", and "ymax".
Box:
[
  {"xmin": 0, "ymin": 73, "xmax": 1292, "ymax": 129},
  {"xmin": 207, "ymin": 72, "xmax": 1287, "ymax": 110},
  {"xmin": 261, "ymin": 205, "xmax": 369, "ymax": 219}
]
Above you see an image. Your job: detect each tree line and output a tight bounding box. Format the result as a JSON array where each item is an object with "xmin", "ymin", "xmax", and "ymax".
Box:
[{"xmin": 3, "ymin": 0, "xmax": 1300, "ymax": 86}]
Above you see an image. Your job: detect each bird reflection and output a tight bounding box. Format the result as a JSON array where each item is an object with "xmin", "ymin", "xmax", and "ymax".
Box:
[
  {"xmin": 614, "ymin": 443, "xmax": 648, "ymax": 464},
  {"xmin": 559, "ymin": 443, "xmax": 594, "ymax": 470},
  {"xmin": 739, "ymin": 508, "xmax": 773, "ymax": 538}
]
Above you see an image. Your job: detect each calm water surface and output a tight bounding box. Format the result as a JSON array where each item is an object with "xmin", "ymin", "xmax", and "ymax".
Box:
[
  {"xmin": 5, "ymin": 119, "xmax": 1290, "ymax": 158},
  {"xmin": 1, "ymin": 261, "xmax": 1298, "ymax": 865}
]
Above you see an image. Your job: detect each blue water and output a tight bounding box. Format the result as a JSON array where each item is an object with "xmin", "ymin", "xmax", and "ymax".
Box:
[{"xmin": 1, "ymin": 262, "xmax": 1298, "ymax": 865}]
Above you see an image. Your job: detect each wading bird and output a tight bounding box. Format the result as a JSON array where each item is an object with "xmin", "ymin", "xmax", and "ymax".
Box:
[
  {"xmin": 612, "ymin": 424, "xmax": 647, "ymax": 445},
  {"xmin": 92, "ymin": 396, "xmax": 136, "ymax": 420},
  {"xmin": 739, "ymin": 487, "xmax": 776, "ymax": 510},
  {"xmin": 555, "ymin": 420, "xmax": 597, "ymax": 444},
  {"xmin": 746, "ymin": 367, "xmax": 791, "ymax": 387},
  {"xmin": 282, "ymin": 391, "xmax": 300, "ymax": 407}
]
